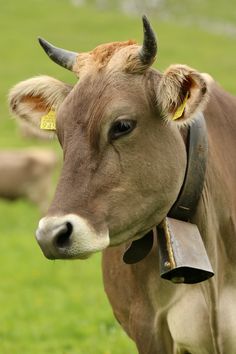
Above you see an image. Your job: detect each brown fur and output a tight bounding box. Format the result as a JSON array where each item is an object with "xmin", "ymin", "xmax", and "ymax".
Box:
[
  {"xmin": 72, "ymin": 40, "xmax": 150, "ymax": 76},
  {"xmin": 91, "ymin": 40, "xmax": 137, "ymax": 67},
  {"xmin": 8, "ymin": 35, "xmax": 236, "ymax": 354},
  {"xmin": 102, "ymin": 82, "xmax": 236, "ymax": 353},
  {"xmin": 21, "ymin": 95, "xmax": 50, "ymax": 112}
]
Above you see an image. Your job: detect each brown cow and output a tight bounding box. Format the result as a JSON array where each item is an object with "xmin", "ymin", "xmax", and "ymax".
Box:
[
  {"xmin": 0, "ymin": 149, "xmax": 57, "ymax": 212},
  {"xmin": 8, "ymin": 17, "xmax": 236, "ymax": 354}
]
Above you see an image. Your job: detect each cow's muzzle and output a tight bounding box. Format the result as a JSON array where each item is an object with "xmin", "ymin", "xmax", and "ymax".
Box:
[{"xmin": 36, "ymin": 214, "xmax": 109, "ymax": 259}]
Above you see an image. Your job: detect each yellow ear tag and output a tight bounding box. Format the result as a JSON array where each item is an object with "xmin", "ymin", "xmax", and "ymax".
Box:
[
  {"xmin": 40, "ymin": 110, "xmax": 56, "ymax": 131},
  {"xmin": 173, "ymin": 92, "xmax": 189, "ymax": 121}
]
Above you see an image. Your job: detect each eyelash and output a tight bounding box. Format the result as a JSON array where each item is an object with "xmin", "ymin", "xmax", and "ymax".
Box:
[{"xmin": 109, "ymin": 119, "xmax": 137, "ymax": 141}]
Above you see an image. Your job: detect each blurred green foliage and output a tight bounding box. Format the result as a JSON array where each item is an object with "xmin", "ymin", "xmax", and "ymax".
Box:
[{"xmin": 0, "ymin": 0, "xmax": 236, "ymax": 353}]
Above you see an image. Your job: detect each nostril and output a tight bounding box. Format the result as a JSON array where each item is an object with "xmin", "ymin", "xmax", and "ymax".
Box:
[{"xmin": 55, "ymin": 222, "xmax": 73, "ymax": 248}]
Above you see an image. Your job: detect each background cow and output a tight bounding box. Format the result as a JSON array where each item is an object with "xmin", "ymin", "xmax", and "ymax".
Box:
[
  {"xmin": 0, "ymin": 149, "xmax": 57, "ymax": 213},
  {"xmin": 8, "ymin": 16, "xmax": 236, "ymax": 354}
]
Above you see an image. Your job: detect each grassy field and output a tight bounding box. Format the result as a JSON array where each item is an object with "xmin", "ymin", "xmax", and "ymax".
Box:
[{"xmin": 0, "ymin": 1, "xmax": 236, "ymax": 353}]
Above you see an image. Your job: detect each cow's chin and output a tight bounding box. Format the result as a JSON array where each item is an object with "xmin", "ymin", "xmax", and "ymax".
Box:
[
  {"xmin": 108, "ymin": 211, "xmax": 168, "ymax": 247},
  {"xmin": 35, "ymin": 214, "xmax": 110, "ymax": 260},
  {"xmin": 43, "ymin": 250, "xmax": 94, "ymax": 260}
]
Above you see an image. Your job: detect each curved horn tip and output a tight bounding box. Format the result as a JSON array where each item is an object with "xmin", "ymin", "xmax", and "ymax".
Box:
[
  {"xmin": 38, "ymin": 36, "xmax": 45, "ymax": 46},
  {"xmin": 38, "ymin": 37, "xmax": 48, "ymax": 47},
  {"xmin": 142, "ymin": 15, "xmax": 150, "ymax": 28},
  {"xmin": 140, "ymin": 15, "xmax": 158, "ymax": 66},
  {"xmin": 38, "ymin": 36, "xmax": 49, "ymax": 49},
  {"xmin": 38, "ymin": 37, "xmax": 55, "ymax": 57},
  {"xmin": 142, "ymin": 15, "xmax": 155, "ymax": 35},
  {"xmin": 37, "ymin": 36, "xmax": 77, "ymax": 71}
]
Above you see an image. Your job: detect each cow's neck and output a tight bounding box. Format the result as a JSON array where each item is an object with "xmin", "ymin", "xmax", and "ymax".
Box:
[{"xmin": 192, "ymin": 87, "xmax": 236, "ymax": 284}]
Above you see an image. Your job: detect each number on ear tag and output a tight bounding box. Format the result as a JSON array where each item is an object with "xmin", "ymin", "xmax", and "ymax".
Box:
[{"xmin": 40, "ymin": 110, "xmax": 56, "ymax": 131}]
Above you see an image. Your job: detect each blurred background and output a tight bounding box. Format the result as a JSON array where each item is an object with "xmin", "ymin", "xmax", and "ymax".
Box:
[{"xmin": 0, "ymin": 1, "xmax": 235, "ymax": 353}]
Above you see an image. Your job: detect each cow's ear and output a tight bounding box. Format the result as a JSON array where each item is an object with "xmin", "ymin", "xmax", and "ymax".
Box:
[
  {"xmin": 8, "ymin": 76, "xmax": 72, "ymax": 137},
  {"xmin": 157, "ymin": 65, "xmax": 209, "ymax": 125}
]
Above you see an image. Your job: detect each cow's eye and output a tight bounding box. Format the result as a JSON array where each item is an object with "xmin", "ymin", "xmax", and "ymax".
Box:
[{"xmin": 109, "ymin": 119, "xmax": 137, "ymax": 141}]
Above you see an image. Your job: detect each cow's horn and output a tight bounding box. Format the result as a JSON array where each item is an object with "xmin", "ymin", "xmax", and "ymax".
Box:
[
  {"xmin": 38, "ymin": 37, "xmax": 77, "ymax": 71},
  {"xmin": 139, "ymin": 15, "xmax": 157, "ymax": 65}
]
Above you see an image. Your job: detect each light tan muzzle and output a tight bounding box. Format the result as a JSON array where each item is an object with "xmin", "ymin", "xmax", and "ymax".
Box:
[{"xmin": 36, "ymin": 214, "xmax": 109, "ymax": 259}]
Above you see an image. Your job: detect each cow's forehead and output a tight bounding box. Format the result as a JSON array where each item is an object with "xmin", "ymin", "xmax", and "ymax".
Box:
[
  {"xmin": 73, "ymin": 40, "xmax": 144, "ymax": 76},
  {"xmin": 63, "ymin": 68, "xmax": 155, "ymax": 118},
  {"xmin": 57, "ymin": 69, "xmax": 157, "ymax": 147}
]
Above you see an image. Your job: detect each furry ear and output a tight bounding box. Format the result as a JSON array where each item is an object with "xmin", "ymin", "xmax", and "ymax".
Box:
[
  {"xmin": 157, "ymin": 65, "xmax": 209, "ymax": 125},
  {"xmin": 8, "ymin": 76, "xmax": 72, "ymax": 137}
]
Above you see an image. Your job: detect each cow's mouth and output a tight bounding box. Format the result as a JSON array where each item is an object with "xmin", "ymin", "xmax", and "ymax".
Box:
[{"xmin": 36, "ymin": 214, "xmax": 110, "ymax": 260}]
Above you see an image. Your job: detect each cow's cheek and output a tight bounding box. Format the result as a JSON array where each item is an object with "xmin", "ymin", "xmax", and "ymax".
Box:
[{"xmin": 101, "ymin": 131, "xmax": 187, "ymax": 243}]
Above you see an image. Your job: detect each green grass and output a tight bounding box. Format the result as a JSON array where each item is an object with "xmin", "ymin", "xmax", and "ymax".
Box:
[
  {"xmin": 1, "ymin": 0, "xmax": 236, "ymax": 353},
  {"xmin": 0, "ymin": 201, "xmax": 135, "ymax": 354}
]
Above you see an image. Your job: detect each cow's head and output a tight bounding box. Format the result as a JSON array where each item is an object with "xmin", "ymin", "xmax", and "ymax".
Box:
[{"xmin": 9, "ymin": 17, "xmax": 209, "ymax": 260}]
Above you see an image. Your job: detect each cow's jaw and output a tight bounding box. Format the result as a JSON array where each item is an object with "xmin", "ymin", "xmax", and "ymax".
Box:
[{"xmin": 36, "ymin": 214, "xmax": 110, "ymax": 259}]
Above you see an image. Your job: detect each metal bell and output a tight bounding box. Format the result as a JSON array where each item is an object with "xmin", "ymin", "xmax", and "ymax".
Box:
[{"xmin": 157, "ymin": 217, "xmax": 214, "ymax": 284}]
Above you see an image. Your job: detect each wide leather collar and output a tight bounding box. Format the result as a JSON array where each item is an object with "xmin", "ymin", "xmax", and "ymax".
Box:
[{"xmin": 168, "ymin": 112, "xmax": 208, "ymax": 221}]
